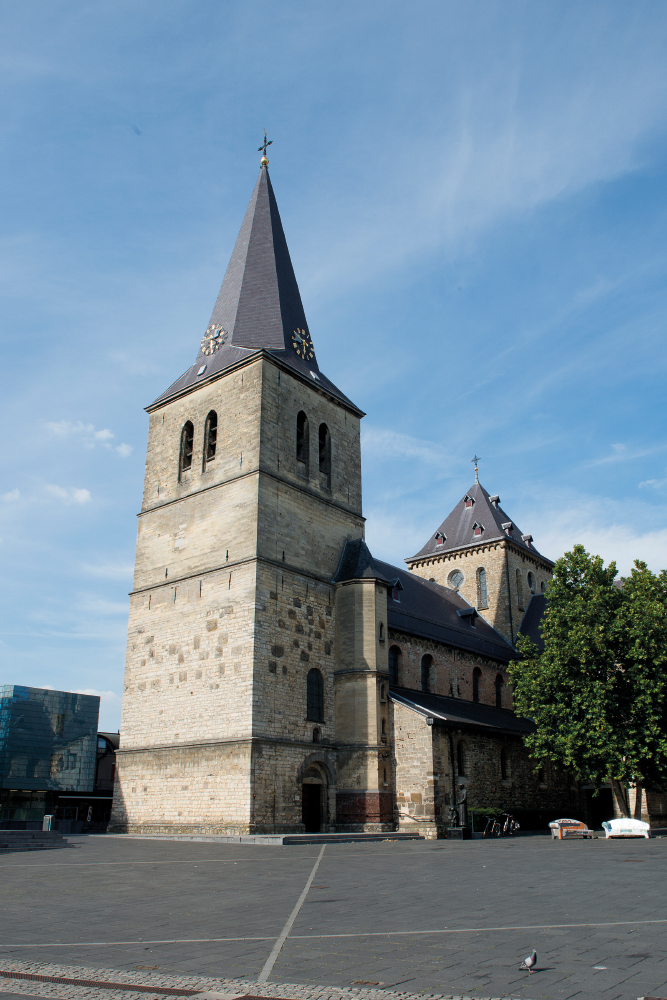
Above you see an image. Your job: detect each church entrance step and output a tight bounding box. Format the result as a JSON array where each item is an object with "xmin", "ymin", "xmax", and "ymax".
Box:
[{"xmin": 103, "ymin": 831, "xmax": 423, "ymax": 846}]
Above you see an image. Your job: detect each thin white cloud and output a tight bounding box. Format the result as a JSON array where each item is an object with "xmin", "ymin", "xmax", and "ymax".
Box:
[
  {"xmin": 75, "ymin": 595, "xmax": 129, "ymax": 616},
  {"xmin": 361, "ymin": 426, "xmax": 449, "ymax": 467},
  {"xmin": 586, "ymin": 443, "xmax": 667, "ymax": 468},
  {"xmin": 80, "ymin": 560, "xmax": 134, "ymax": 581},
  {"xmin": 1, "ymin": 489, "xmax": 20, "ymax": 502},
  {"xmin": 46, "ymin": 485, "xmax": 91, "ymax": 505},
  {"xmin": 45, "ymin": 420, "xmax": 132, "ymax": 457}
]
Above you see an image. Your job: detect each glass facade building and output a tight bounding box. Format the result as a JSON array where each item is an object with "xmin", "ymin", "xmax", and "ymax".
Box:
[{"xmin": 0, "ymin": 686, "xmax": 100, "ymax": 823}]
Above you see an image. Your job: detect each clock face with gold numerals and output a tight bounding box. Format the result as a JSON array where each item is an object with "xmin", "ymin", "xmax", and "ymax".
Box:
[
  {"xmin": 292, "ymin": 327, "xmax": 315, "ymax": 360},
  {"xmin": 200, "ymin": 324, "xmax": 228, "ymax": 356}
]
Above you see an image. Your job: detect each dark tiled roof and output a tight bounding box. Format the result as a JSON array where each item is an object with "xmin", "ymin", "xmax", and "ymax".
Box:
[
  {"xmin": 389, "ymin": 687, "xmax": 535, "ymax": 737},
  {"xmin": 149, "ymin": 167, "xmax": 361, "ymax": 415},
  {"xmin": 333, "ymin": 539, "xmax": 515, "ymax": 663},
  {"xmin": 517, "ymin": 593, "xmax": 547, "ymax": 652},
  {"xmin": 406, "ymin": 480, "xmax": 553, "ymax": 565},
  {"xmin": 98, "ymin": 731, "xmax": 120, "ymax": 750}
]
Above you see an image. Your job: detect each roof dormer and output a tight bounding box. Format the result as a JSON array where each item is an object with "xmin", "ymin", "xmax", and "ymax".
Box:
[
  {"xmin": 434, "ymin": 531, "xmax": 446, "ymax": 547},
  {"xmin": 522, "ymin": 533, "xmax": 533, "ymax": 546},
  {"xmin": 457, "ymin": 607, "xmax": 478, "ymax": 627},
  {"xmin": 489, "ymin": 495, "xmax": 500, "ymax": 507},
  {"xmin": 472, "ymin": 521, "xmax": 484, "ymax": 537},
  {"xmin": 502, "ymin": 521, "xmax": 513, "ymax": 536},
  {"xmin": 463, "ymin": 494, "xmax": 475, "ymax": 509}
]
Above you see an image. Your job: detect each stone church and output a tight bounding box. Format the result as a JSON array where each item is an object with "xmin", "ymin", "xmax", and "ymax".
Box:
[{"xmin": 109, "ymin": 155, "xmax": 579, "ymax": 837}]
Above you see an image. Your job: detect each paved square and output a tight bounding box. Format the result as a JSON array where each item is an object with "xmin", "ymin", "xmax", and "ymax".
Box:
[{"xmin": 1, "ymin": 833, "xmax": 666, "ymax": 1000}]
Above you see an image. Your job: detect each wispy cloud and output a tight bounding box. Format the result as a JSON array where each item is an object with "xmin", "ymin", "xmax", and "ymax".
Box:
[
  {"xmin": 46, "ymin": 420, "xmax": 132, "ymax": 457},
  {"xmin": 361, "ymin": 426, "xmax": 449, "ymax": 467},
  {"xmin": 586, "ymin": 442, "xmax": 667, "ymax": 468},
  {"xmin": 45, "ymin": 485, "xmax": 91, "ymax": 505},
  {"xmin": 80, "ymin": 560, "xmax": 134, "ymax": 581},
  {"xmin": 1, "ymin": 489, "xmax": 20, "ymax": 502}
]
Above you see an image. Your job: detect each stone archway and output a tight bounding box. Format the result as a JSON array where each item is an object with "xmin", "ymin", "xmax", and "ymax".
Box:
[{"xmin": 297, "ymin": 754, "xmax": 335, "ymax": 833}]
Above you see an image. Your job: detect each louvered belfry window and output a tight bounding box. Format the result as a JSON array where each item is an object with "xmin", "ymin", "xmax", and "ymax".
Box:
[
  {"xmin": 204, "ymin": 411, "xmax": 218, "ymax": 467},
  {"xmin": 179, "ymin": 421, "xmax": 194, "ymax": 479}
]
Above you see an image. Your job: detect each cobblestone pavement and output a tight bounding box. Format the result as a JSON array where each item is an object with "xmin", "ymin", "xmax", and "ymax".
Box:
[{"xmin": 0, "ymin": 834, "xmax": 666, "ymax": 1000}]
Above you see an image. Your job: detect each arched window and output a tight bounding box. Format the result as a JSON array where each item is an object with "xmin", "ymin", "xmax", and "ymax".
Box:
[
  {"xmin": 516, "ymin": 568, "xmax": 524, "ymax": 610},
  {"xmin": 478, "ymin": 567, "xmax": 488, "ymax": 609},
  {"xmin": 380, "ymin": 683, "xmax": 386, "ymax": 703},
  {"xmin": 472, "ymin": 667, "xmax": 481, "ymax": 704},
  {"xmin": 381, "ymin": 718, "xmax": 386, "ymax": 736},
  {"xmin": 178, "ymin": 421, "xmax": 194, "ymax": 480},
  {"xmin": 203, "ymin": 411, "xmax": 217, "ymax": 470},
  {"xmin": 421, "ymin": 654, "xmax": 432, "ymax": 693},
  {"xmin": 318, "ymin": 423, "xmax": 331, "ymax": 489},
  {"xmin": 449, "ymin": 569, "xmax": 464, "ymax": 591},
  {"xmin": 388, "ymin": 645, "xmax": 401, "ymax": 685},
  {"xmin": 501, "ymin": 747, "xmax": 510, "ymax": 781},
  {"xmin": 296, "ymin": 411, "xmax": 309, "ymax": 473},
  {"xmin": 540, "ymin": 580, "xmax": 546, "ymax": 593},
  {"xmin": 527, "ymin": 571, "xmax": 536, "ymax": 595},
  {"xmin": 312, "ymin": 727, "xmax": 320, "ymax": 744},
  {"xmin": 457, "ymin": 741, "xmax": 466, "ymax": 777},
  {"xmin": 495, "ymin": 673, "xmax": 504, "ymax": 709},
  {"xmin": 306, "ymin": 668, "xmax": 324, "ymax": 722}
]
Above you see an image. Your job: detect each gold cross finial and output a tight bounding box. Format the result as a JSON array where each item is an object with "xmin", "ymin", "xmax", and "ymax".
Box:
[
  {"xmin": 258, "ymin": 130, "xmax": 272, "ymax": 166},
  {"xmin": 471, "ymin": 454, "xmax": 481, "ymax": 484}
]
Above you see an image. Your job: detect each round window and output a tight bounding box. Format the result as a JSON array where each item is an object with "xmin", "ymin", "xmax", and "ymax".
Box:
[{"xmin": 449, "ymin": 570, "xmax": 464, "ymax": 590}]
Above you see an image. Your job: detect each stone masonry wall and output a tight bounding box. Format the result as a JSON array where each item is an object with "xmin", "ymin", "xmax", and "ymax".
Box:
[
  {"xmin": 409, "ymin": 539, "xmax": 552, "ymax": 645},
  {"xmin": 388, "ymin": 630, "xmax": 513, "ymax": 710}
]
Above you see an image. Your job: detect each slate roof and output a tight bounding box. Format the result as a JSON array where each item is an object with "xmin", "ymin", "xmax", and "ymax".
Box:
[
  {"xmin": 406, "ymin": 480, "xmax": 553, "ymax": 565},
  {"xmin": 149, "ymin": 166, "xmax": 361, "ymax": 415},
  {"xmin": 389, "ymin": 687, "xmax": 535, "ymax": 737},
  {"xmin": 333, "ymin": 538, "xmax": 516, "ymax": 663},
  {"xmin": 517, "ymin": 593, "xmax": 547, "ymax": 652}
]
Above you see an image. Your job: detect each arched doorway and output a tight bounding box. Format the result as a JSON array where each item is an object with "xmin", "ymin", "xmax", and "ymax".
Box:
[{"xmin": 302, "ymin": 764, "xmax": 326, "ymax": 832}]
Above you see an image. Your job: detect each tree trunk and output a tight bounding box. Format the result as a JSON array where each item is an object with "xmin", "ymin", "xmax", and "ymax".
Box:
[
  {"xmin": 611, "ymin": 778, "xmax": 629, "ymax": 818},
  {"xmin": 633, "ymin": 783, "xmax": 644, "ymax": 821}
]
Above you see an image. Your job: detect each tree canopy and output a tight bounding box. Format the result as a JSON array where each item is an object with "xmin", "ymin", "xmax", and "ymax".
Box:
[{"xmin": 509, "ymin": 545, "xmax": 667, "ymax": 814}]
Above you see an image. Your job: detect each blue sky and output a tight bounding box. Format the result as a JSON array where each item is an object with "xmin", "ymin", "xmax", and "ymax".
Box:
[{"xmin": 2, "ymin": 2, "xmax": 667, "ymax": 730}]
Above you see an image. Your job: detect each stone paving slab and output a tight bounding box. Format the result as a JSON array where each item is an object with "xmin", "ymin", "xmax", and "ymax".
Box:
[{"xmin": 1, "ymin": 835, "xmax": 666, "ymax": 1000}]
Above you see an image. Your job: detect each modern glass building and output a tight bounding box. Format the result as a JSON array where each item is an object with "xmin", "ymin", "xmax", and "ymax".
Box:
[{"xmin": 0, "ymin": 685, "xmax": 100, "ymax": 825}]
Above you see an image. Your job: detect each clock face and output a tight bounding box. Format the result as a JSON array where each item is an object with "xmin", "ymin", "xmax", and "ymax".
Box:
[
  {"xmin": 200, "ymin": 324, "xmax": 229, "ymax": 356},
  {"xmin": 291, "ymin": 327, "xmax": 315, "ymax": 361}
]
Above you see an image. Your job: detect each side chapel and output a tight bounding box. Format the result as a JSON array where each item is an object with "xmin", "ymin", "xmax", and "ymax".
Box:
[{"xmin": 109, "ymin": 153, "xmax": 580, "ymax": 837}]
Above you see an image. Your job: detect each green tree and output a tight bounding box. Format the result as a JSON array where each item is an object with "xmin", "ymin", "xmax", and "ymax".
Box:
[{"xmin": 509, "ymin": 545, "xmax": 667, "ymax": 817}]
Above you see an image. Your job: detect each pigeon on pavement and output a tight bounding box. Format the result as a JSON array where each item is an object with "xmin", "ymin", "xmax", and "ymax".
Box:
[{"xmin": 520, "ymin": 950, "xmax": 537, "ymax": 973}]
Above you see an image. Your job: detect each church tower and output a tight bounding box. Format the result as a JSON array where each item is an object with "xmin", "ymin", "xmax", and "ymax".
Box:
[
  {"xmin": 110, "ymin": 155, "xmax": 370, "ymax": 834},
  {"xmin": 406, "ymin": 465, "xmax": 554, "ymax": 645}
]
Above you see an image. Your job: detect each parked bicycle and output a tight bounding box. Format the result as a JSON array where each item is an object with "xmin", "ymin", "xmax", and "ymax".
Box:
[{"xmin": 483, "ymin": 812, "xmax": 520, "ymax": 837}]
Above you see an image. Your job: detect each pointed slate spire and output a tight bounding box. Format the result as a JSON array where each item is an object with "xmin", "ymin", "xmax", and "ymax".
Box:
[
  {"xmin": 201, "ymin": 165, "xmax": 315, "ymax": 362},
  {"xmin": 405, "ymin": 480, "xmax": 552, "ymax": 564},
  {"xmin": 149, "ymin": 162, "xmax": 362, "ymax": 414}
]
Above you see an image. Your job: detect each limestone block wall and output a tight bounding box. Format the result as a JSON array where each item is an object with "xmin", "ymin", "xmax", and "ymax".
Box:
[
  {"xmin": 409, "ymin": 540, "xmax": 552, "ymax": 645},
  {"xmin": 142, "ymin": 358, "xmax": 263, "ymax": 512},
  {"xmin": 256, "ymin": 474, "xmax": 364, "ymax": 584},
  {"xmin": 259, "ymin": 360, "xmax": 362, "ymax": 516},
  {"xmin": 120, "ymin": 561, "xmax": 257, "ymax": 749},
  {"xmin": 250, "ymin": 743, "xmax": 338, "ymax": 833},
  {"xmin": 133, "ymin": 474, "xmax": 259, "ymax": 592},
  {"xmin": 391, "ymin": 700, "xmax": 441, "ymax": 837},
  {"xmin": 448, "ymin": 727, "xmax": 576, "ymax": 821},
  {"xmin": 109, "ymin": 742, "xmax": 253, "ymax": 834},
  {"xmin": 388, "ymin": 629, "xmax": 512, "ymax": 710},
  {"xmin": 391, "ymin": 700, "xmax": 578, "ymax": 837},
  {"xmin": 253, "ymin": 562, "xmax": 336, "ymax": 742}
]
